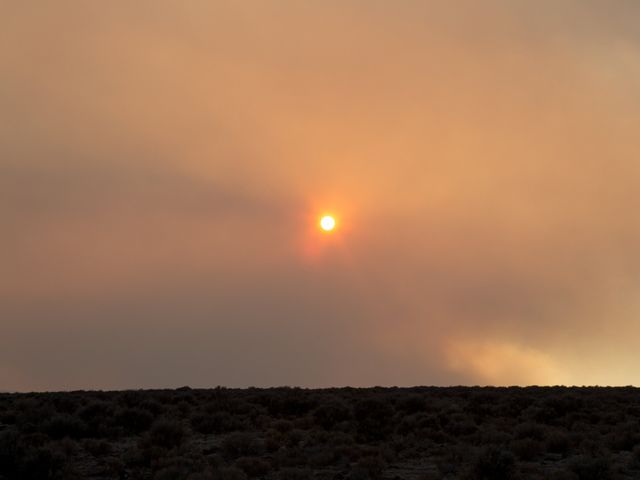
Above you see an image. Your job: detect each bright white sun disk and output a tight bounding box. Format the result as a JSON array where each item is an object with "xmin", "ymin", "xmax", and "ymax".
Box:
[{"xmin": 320, "ymin": 215, "xmax": 336, "ymax": 231}]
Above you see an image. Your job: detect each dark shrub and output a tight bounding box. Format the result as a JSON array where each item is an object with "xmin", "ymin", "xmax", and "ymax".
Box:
[
  {"xmin": 445, "ymin": 415, "xmax": 477, "ymax": 436},
  {"xmin": 0, "ymin": 429, "xmax": 20, "ymax": 476},
  {"xmin": 277, "ymin": 467, "xmax": 313, "ymax": 480},
  {"xmin": 78, "ymin": 401, "xmax": 111, "ymax": 436},
  {"xmin": 140, "ymin": 399, "xmax": 165, "ymax": 416},
  {"xmin": 266, "ymin": 390, "xmax": 315, "ymax": 417},
  {"xmin": 118, "ymin": 391, "xmax": 145, "ymax": 408},
  {"xmin": 272, "ymin": 419, "xmax": 294, "ymax": 433},
  {"xmin": 354, "ymin": 455, "xmax": 386, "ymax": 480},
  {"xmin": 307, "ymin": 447, "xmax": 336, "ymax": 467},
  {"xmin": 353, "ymin": 398, "xmax": 394, "ymax": 440},
  {"xmin": 83, "ymin": 438, "xmax": 112, "ymax": 456},
  {"xmin": 192, "ymin": 411, "xmax": 242, "ymax": 434},
  {"xmin": 478, "ymin": 427, "xmax": 511, "ymax": 446},
  {"xmin": 436, "ymin": 445, "xmax": 470, "ymax": 478},
  {"xmin": 5, "ymin": 387, "xmax": 640, "ymax": 480},
  {"xmin": 314, "ymin": 400, "xmax": 352, "ymax": 429},
  {"xmin": 148, "ymin": 419, "xmax": 188, "ymax": 449},
  {"xmin": 172, "ymin": 400, "xmax": 193, "ymax": 417},
  {"xmin": 43, "ymin": 414, "xmax": 87, "ymax": 439},
  {"xmin": 569, "ymin": 455, "xmax": 611, "ymax": 480},
  {"xmin": 469, "ymin": 447, "xmax": 516, "ymax": 480},
  {"xmin": 52, "ymin": 396, "xmax": 79, "ymax": 415},
  {"xmin": 14, "ymin": 399, "xmax": 55, "ymax": 431},
  {"xmin": 510, "ymin": 438, "xmax": 543, "ymax": 461},
  {"xmin": 629, "ymin": 445, "xmax": 640, "ymax": 469},
  {"xmin": 214, "ymin": 466, "xmax": 248, "ymax": 480},
  {"xmin": 105, "ymin": 457, "xmax": 127, "ymax": 478},
  {"xmin": 579, "ymin": 437, "xmax": 607, "ymax": 457},
  {"xmin": 283, "ymin": 429, "xmax": 305, "ymax": 448},
  {"xmin": 154, "ymin": 466, "xmax": 191, "ymax": 480},
  {"xmin": 606, "ymin": 423, "xmax": 640, "ymax": 452},
  {"xmin": 546, "ymin": 430, "xmax": 571, "ymax": 455},
  {"xmin": 21, "ymin": 431, "xmax": 49, "ymax": 448},
  {"xmin": 222, "ymin": 432, "xmax": 262, "ymax": 459},
  {"xmin": 234, "ymin": 456, "xmax": 271, "ymax": 477},
  {"xmin": 264, "ymin": 429, "xmax": 281, "ymax": 453},
  {"xmin": 115, "ymin": 407, "xmax": 154, "ymax": 434},
  {"xmin": 396, "ymin": 394, "xmax": 427, "ymax": 414},
  {"xmin": 514, "ymin": 422, "xmax": 546, "ymax": 441},
  {"xmin": 18, "ymin": 445, "xmax": 66, "ymax": 480},
  {"xmin": 548, "ymin": 469, "xmax": 579, "ymax": 480}
]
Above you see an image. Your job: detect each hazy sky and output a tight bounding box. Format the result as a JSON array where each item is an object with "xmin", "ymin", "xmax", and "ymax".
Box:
[{"xmin": 2, "ymin": 1, "xmax": 640, "ymax": 391}]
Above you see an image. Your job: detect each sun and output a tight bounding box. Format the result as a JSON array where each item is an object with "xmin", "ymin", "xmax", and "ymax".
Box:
[{"xmin": 319, "ymin": 215, "xmax": 336, "ymax": 232}]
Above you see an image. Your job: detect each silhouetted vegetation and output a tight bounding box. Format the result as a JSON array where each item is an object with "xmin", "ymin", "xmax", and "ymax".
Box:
[{"xmin": 1, "ymin": 386, "xmax": 640, "ymax": 479}]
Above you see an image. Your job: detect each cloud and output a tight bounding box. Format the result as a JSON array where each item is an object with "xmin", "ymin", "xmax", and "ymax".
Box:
[
  {"xmin": 444, "ymin": 337, "xmax": 566, "ymax": 386},
  {"xmin": 1, "ymin": 1, "xmax": 640, "ymax": 389}
]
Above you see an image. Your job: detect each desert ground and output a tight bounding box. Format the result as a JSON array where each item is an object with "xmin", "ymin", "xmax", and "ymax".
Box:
[{"xmin": 1, "ymin": 386, "xmax": 639, "ymax": 479}]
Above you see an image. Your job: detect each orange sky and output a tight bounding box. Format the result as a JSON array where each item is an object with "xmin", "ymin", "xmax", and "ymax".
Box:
[{"xmin": 2, "ymin": 1, "xmax": 640, "ymax": 390}]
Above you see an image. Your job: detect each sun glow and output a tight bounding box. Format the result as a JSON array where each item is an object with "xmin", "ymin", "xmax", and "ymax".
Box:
[{"xmin": 320, "ymin": 215, "xmax": 336, "ymax": 232}]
